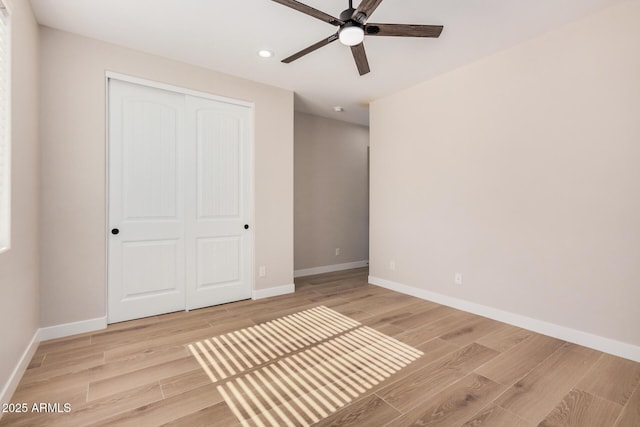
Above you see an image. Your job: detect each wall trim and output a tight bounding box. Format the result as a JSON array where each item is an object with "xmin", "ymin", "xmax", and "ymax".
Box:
[
  {"xmin": 0, "ymin": 329, "xmax": 40, "ymax": 412},
  {"xmin": 39, "ymin": 316, "xmax": 107, "ymax": 341},
  {"xmin": 252, "ymin": 284, "xmax": 295, "ymax": 300},
  {"xmin": 369, "ymin": 275, "xmax": 640, "ymax": 363},
  {"xmin": 105, "ymin": 72, "xmax": 254, "ymax": 108},
  {"xmin": 294, "ymin": 260, "xmax": 369, "ymax": 278}
]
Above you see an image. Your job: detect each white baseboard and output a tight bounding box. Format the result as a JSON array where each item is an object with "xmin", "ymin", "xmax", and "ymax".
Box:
[
  {"xmin": 39, "ymin": 316, "xmax": 107, "ymax": 341},
  {"xmin": 294, "ymin": 260, "xmax": 369, "ymax": 278},
  {"xmin": 369, "ymin": 275, "xmax": 640, "ymax": 363},
  {"xmin": 0, "ymin": 329, "xmax": 40, "ymax": 411},
  {"xmin": 252, "ymin": 283, "xmax": 295, "ymax": 300}
]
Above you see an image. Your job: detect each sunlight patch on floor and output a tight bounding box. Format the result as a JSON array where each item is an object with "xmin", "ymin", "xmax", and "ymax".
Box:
[{"xmin": 189, "ymin": 306, "xmax": 422, "ymax": 427}]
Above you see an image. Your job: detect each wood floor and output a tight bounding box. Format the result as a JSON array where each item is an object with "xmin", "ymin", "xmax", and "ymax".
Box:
[{"xmin": 2, "ymin": 268, "xmax": 639, "ymax": 426}]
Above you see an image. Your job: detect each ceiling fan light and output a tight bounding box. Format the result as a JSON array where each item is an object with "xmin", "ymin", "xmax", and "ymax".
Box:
[{"xmin": 339, "ymin": 24, "xmax": 364, "ymax": 46}]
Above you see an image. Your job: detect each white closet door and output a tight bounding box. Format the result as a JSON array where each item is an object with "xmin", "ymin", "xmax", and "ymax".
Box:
[
  {"xmin": 184, "ymin": 95, "xmax": 252, "ymax": 310},
  {"xmin": 108, "ymin": 80, "xmax": 187, "ymax": 323},
  {"xmin": 108, "ymin": 78, "xmax": 253, "ymax": 323}
]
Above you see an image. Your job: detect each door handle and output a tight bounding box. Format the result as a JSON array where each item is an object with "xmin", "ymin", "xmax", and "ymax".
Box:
[
  {"xmin": 244, "ymin": 224, "xmax": 249, "ymax": 230},
  {"xmin": 111, "ymin": 228, "xmax": 120, "ymax": 235}
]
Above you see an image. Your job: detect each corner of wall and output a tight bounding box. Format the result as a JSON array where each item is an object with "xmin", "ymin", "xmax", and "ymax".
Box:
[{"xmin": 0, "ymin": 330, "xmax": 40, "ymax": 412}]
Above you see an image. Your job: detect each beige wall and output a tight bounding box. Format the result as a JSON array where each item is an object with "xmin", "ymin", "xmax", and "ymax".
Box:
[
  {"xmin": 294, "ymin": 113, "xmax": 369, "ymax": 271},
  {"xmin": 370, "ymin": 0, "xmax": 640, "ymax": 348},
  {"xmin": 0, "ymin": 0, "xmax": 40, "ymax": 402},
  {"xmin": 39, "ymin": 27, "xmax": 294, "ymax": 327}
]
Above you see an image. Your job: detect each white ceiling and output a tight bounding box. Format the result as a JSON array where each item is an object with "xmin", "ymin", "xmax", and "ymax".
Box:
[{"xmin": 30, "ymin": 0, "xmax": 621, "ymax": 126}]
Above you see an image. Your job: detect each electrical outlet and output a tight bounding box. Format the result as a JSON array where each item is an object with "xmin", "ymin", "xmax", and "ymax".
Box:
[
  {"xmin": 389, "ymin": 260, "xmax": 396, "ymax": 271},
  {"xmin": 335, "ymin": 248, "xmax": 340, "ymax": 256},
  {"xmin": 259, "ymin": 266, "xmax": 266, "ymax": 277},
  {"xmin": 455, "ymin": 273, "xmax": 463, "ymax": 285}
]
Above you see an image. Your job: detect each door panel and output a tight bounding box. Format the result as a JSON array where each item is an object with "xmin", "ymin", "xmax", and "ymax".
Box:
[
  {"xmin": 185, "ymin": 96, "xmax": 252, "ymax": 310},
  {"xmin": 122, "ymin": 239, "xmax": 180, "ymax": 297},
  {"xmin": 197, "ymin": 110, "xmax": 241, "ymax": 218},
  {"xmin": 196, "ymin": 237, "xmax": 241, "ymax": 287},
  {"xmin": 108, "ymin": 80, "xmax": 186, "ymax": 323},
  {"xmin": 123, "ymin": 100, "xmax": 179, "ymax": 219}
]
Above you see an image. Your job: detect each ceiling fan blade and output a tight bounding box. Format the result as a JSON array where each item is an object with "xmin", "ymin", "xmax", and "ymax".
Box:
[
  {"xmin": 282, "ymin": 33, "xmax": 339, "ymax": 63},
  {"xmin": 350, "ymin": 43, "xmax": 370, "ymax": 76},
  {"xmin": 271, "ymin": 0, "xmax": 343, "ymax": 26},
  {"xmin": 352, "ymin": 0, "xmax": 384, "ymax": 24},
  {"xmin": 365, "ymin": 23, "xmax": 444, "ymax": 38}
]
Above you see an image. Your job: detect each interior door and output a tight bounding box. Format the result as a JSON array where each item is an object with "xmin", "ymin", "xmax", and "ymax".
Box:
[
  {"xmin": 108, "ymin": 80, "xmax": 186, "ymax": 323},
  {"xmin": 184, "ymin": 96, "xmax": 253, "ymax": 309}
]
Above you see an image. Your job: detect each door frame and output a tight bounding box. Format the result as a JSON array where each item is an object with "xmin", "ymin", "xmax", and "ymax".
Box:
[{"xmin": 104, "ymin": 71, "xmax": 255, "ymax": 321}]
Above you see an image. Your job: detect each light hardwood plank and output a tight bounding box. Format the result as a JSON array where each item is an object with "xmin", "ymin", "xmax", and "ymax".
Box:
[
  {"xmin": 88, "ymin": 355, "xmax": 200, "ymax": 401},
  {"xmin": 327, "ymin": 293, "xmax": 423, "ymax": 319},
  {"xmin": 394, "ymin": 311, "xmax": 479, "ymax": 347},
  {"xmin": 439, "ymin": 315, "xmax": 504, "ymax": 346},
  {"xmin": 159, "ymin": 400, "xmax": 240, "ymax": 427},
  {"xmin": 416, "ymin": 338, "xmax": 462, "ymax": 362},
  {"xmin": 475, "ymin": 323, "xmax": 534, "ymax": 353},
  {"xmin": 461, "ymin": 404, "xmax": 532, "ymax": 427},
  {"xmin": 577, "ymin": 353, "xmax": 640, "ymax": 406},
  {"xmin": 358, "ymin": 301, "xmax": 442, "ymax": 329},
  {"xmin": 376, "ymin": 343, "xmax": 499, "ymax": 412},
  {"xmin": 475, "ymin": 334, "xmax": 564, "ymax": 386},
  {"xmin": 615, "ymin": 382, "xmax": 640, "ymax": 427},
  {"xmin": 89, "ymin": 318, "xmax": 212, "ymax": 347},
  {"xmin": 385, "ymin": 374, "xmax": 504, "ymax": 427},
  {"xmin": 372, "ymin": 323, "xmax": 406, "ymax": 337},
  {"xmin": 301, "ymin": 267, "xmax": 369, "ymax": 284},
  {"xmin": 102, "ymin": 318, "xmax": 255, "ymax": 362},
  {"xmin": 318, "ymin": 284, "xmax": 390, "ymax": 302},
  {"xmin": 315, "ymin": 394, "xmax": 400, "ymax": 427},
  {"xmin": 390, "ymin": 305, "xmax": 458, "ymax": 331},
  {"xmin": 539, "ymin": 389, "xmax": 622, "ymax": 427},
  {"xmin": 34, "ymin": 335, "xmax": 92, "ymax": 358},
  {"xmin": 495, "ymin": 342, "xmax": 601, "ymax": 424},
  {"xmin": 26, "ymin": 353, "xmax": 46, "ymax": 370},
  {"xmin": 90, "ymin": 383, "xmax": 223, "ymax": 427},
  {"xmin": 21, "ymin": 352, "xmax": 106, "ymax": 386},
  {"xmin": 159, "ymin": 369, "xmax": 214, "ymax": 399}
]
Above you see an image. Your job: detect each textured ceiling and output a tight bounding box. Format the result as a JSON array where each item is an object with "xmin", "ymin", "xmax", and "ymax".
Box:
[{"xmin": 30, "ymin": 0, "xmax": 622, "ymax": 126}]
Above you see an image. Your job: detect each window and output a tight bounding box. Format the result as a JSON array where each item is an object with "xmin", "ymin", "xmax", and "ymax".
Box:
[{"xmin": 0, "ymin": 0, "xmax": 9, "ymax": 252}]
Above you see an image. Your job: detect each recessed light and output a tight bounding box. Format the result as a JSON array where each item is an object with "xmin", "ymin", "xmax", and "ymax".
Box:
[
  {"xmin": 333, "ymin": 106, "xmax": 344, "ymax": 112},
  {"xmin": 258, "ymin": 50, "xmax": 273, "ymax": 58}
]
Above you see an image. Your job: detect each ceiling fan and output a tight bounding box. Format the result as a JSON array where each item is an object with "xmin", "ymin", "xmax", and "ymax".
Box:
[{"xmin": 272, "ymin": 0, "xmax": 444, "ymax": 76}]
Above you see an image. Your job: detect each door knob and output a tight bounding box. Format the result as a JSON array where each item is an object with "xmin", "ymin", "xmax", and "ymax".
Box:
[
  {"xmin": 111, "ymin": 228, "xmax": 120, "ymax": 235},
  {"xmin": 244, "ymin": 224, "xmax": 249, "ymax": 230}
]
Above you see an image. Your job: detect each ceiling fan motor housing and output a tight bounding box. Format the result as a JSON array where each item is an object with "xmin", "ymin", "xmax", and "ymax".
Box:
[
  {"xmin": 340, "ymin": 8, "xmax": 356, "ymax": 22},
  {"xmin": 340, "ymin": 7, "xmax": 367, "ymax": 25}
]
